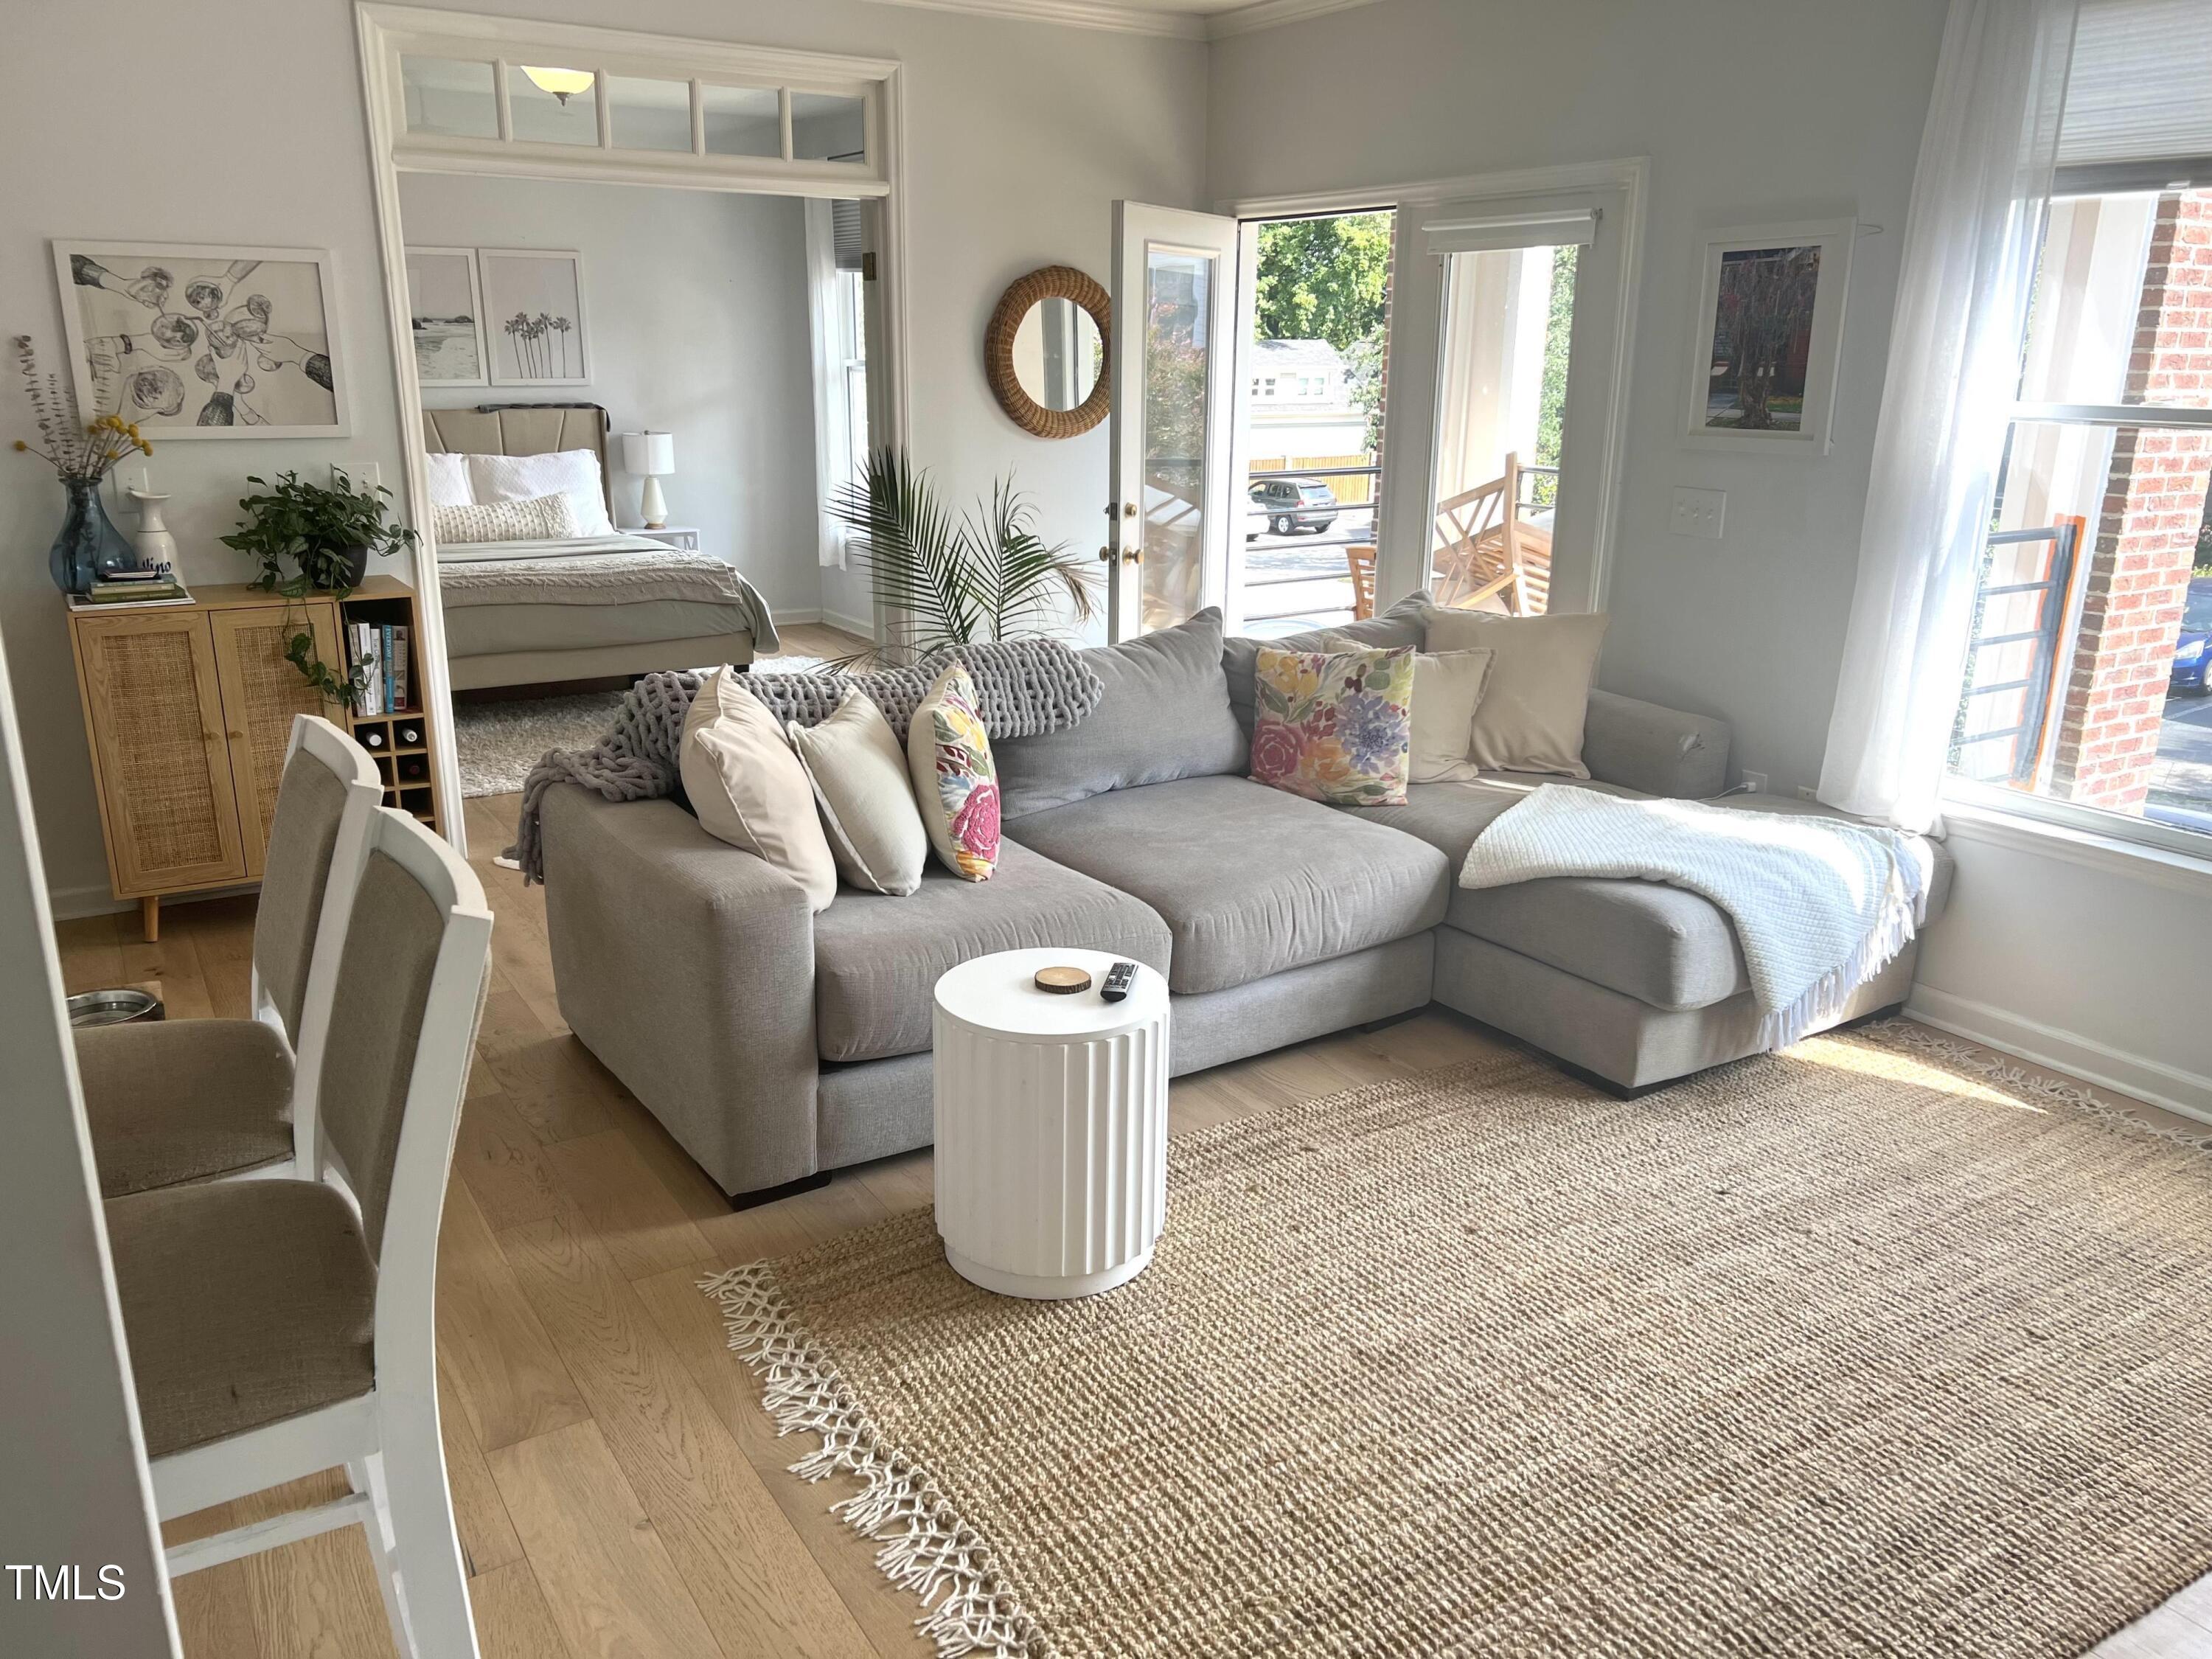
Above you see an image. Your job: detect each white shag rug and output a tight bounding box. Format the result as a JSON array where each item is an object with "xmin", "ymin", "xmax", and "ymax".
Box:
[{"xmin": 454, "ymin": 653, "xmax": 824, "ymax": 798}]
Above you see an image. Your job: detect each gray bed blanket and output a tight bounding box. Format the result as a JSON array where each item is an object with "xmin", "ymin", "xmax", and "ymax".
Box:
[
  {"xmin": 441, "ymin": 538, "xmax": 780, "ymax": 652},
  {"xmin": 507, "ymin": 638, "xmax": 1105, "ymax": 883}
]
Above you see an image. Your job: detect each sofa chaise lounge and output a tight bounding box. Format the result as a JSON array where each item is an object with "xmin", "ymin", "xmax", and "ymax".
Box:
[{"xmin": 538, "ymin": 603, "xmax": 1952, "ymax": 1202}]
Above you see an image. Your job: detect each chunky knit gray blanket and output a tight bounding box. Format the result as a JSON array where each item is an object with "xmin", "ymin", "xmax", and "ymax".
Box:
[{"xmin": 506, "ymin": 639, "xmax": 1103, "ymax": 883}]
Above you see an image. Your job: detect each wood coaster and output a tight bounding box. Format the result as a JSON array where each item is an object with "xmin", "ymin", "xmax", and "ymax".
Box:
[{"xmin": 1033, "ymin": 965, "xmax": 1093, "ymax": 995}]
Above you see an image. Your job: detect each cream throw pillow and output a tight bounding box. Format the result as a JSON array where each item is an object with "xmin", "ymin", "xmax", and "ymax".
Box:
[
  {"xmin": 679, "ymin": 667, "xmax": 838, "ymax": 912},
  {"xmin": 434, "ymin": 491, "xmax": 579, "ymax": 545},
  {"xmin": 1408, "ymin": 647, "xmax": 1497, "ymax": 784},
  {"xmin": 787, "ymin": 689, "xmax": 928, "ymax": 897},
  {"xmin": 1423, "ymin": 609, "xmax": 1610, "ymax": 777}
]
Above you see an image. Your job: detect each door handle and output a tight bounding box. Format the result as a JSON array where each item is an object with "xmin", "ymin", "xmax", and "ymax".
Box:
[
  {"xmin": 1121, "ymin": 549, "xmax": 1142, "ymax": 565},
  {"xmin": 1098, "ymin": 545, "xmax": 1115, "ymax": 563}
]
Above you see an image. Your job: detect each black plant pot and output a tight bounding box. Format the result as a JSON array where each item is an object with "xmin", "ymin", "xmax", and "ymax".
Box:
[{"xmin": 316, "ymin": 543, "xmax": 372, "ymax": 590}]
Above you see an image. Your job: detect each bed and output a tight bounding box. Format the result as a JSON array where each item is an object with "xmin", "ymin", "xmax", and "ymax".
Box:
[{"xmin": 423, "ymin": 406, "xmax": 778, "ymax": 690}]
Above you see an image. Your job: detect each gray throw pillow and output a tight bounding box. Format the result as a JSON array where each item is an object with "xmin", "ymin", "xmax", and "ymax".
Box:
[
  {"xmin": 998, "ymin": 608, "xmax": 1248, "ymax": 821},
  {"xmin": 1222, "ymin": 588, "xmax": 1431, "ymax": 737}
]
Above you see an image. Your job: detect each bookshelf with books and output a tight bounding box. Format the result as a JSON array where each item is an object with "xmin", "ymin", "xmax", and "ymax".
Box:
[{"xmin": 338, "ymin": 577, "xmax": 444, "ymax": 833}]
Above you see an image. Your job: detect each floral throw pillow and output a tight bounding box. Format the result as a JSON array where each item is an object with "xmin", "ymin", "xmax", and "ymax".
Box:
[
  {"xmin": 1249, "ymin": 644, "xmax": 1416, "ymax": 807},
  {"xmin": 905, "ymin": 660, "xmax": 1000, "ymax": 880}
]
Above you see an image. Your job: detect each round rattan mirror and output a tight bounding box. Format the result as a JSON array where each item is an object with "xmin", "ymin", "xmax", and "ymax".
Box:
[{"xmin": 985, "ymin": 266, "xmax": 1111, "ymax": 439}]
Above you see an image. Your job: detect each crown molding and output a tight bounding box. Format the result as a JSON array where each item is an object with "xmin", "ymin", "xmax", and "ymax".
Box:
[
  {"xmin": 860, "ymin": 0, "xmax": 1206, "ymax": 41},
  {"xmin": 1205, "ymin": 0, "xmax": 1383, "ymax": 39},
  {"xmin": 859, "ymin": 0, "xmax": 1386, "ymax": 42}
]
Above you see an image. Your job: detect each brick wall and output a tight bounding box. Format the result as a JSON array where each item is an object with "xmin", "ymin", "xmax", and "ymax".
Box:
[{"xmin": 2047, "ymin": 190, "xmax": 2212, "ymax": 809}]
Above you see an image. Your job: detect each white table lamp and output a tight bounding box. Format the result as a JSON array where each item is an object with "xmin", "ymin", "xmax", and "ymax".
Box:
[{"xmin": 622, "ymin": 431, "xmax": 676, "ymax": 529}]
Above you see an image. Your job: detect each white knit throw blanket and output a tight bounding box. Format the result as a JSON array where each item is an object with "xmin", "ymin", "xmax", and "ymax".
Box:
[{"xmin": 1459, "ymin": 786, "xmax": 1934, "ymax": 1048}]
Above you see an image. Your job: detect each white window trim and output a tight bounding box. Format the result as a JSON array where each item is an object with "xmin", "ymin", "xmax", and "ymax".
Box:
[{"xmin": 1940, "ymin": 779, "xmax": 2212, "ymax": 898}]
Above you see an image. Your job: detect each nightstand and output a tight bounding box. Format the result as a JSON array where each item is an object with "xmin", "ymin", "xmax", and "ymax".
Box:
[{"xmin": 628, "ymin": 525, "xmax": 700, "ymax": 552}]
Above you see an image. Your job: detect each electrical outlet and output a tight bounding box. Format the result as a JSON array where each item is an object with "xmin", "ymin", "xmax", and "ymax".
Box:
[
  {"xmin": 1669, "ymin": 486, "xmax": 1726, "ymax": 540},
  {"xmin": 1740, "ymin": 771, "xmax": 1767, "ymax": 793},
  {"xmin": 1797, "ymin": 785, "xmax": 1819, "ymax": 802}
]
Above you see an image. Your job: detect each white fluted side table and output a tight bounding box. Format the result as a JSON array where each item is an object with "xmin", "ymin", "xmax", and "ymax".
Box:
[{"xmin": 933, "ymin": 947, "xmax": 1170, "ymax": 1300}]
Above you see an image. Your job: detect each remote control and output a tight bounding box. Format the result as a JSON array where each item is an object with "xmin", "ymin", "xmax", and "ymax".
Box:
[{"xmin": 1101, "ymin": 961, "xmax": 1137, "ymax": 1003}]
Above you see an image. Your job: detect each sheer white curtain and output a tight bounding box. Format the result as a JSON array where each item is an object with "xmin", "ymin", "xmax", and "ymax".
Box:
[{"xmin": 1816, "ymin": 0, "xmax": 2077, "ymax": 831}]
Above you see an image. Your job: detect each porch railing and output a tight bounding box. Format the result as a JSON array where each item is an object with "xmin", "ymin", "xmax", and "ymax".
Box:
[{"xmin": 1950, "ymin": 519, "xmax": 2082, "ymax": 785}]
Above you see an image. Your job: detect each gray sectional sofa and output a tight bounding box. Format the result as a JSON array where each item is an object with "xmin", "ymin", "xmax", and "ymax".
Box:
[{"xmin": 538, "ymin": 600, "xmax": 1952, "ymax": 1203}]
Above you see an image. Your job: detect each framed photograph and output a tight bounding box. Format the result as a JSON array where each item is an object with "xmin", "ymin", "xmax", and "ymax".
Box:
[
  {"xmin": 1682, "ymin": 219, "xmax": 1854, "ymax": 453},
  {"xmin": 405, "ymin": 246, "xmax": 487, "ymax": 387},
  {"xmin": 479, "ymin": 248, "xmax": 589, "ymax": 386},
  {"xmin": 50, "ymin": 240, "xmax": 348, "ymax": 439}
]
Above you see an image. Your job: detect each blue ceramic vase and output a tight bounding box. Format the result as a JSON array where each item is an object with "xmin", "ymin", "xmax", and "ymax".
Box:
[{"xmin": 49, "ymin": 479, "xmax": 137, "ymax": 597}]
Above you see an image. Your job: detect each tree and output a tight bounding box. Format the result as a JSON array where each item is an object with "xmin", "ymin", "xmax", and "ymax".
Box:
[
  {"xmin": 1714, "ymin": 246, "xmax": 1819, "ymax": 430},
  {"xmin": 1253, "ymin": 212, "xmax": 1394, "ymax": 451}
]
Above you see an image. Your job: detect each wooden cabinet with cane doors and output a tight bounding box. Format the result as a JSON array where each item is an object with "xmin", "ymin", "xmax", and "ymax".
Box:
[{"xmin": 67, "ymin": 585, "xmax": 342, "ymax": 942}]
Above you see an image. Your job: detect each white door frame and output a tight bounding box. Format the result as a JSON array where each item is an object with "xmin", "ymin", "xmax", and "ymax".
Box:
[
  {"xmin": 1220, "ymin": 158, "xmax": 1647, "ymax": 619},
  {"xmin": 355, "ymin": 4, "xmax": 912, "ymax": 852}
]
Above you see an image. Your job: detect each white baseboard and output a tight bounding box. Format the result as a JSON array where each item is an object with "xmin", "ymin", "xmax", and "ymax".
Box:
[
  {"xmin": 818, "ymin": 607, "xmax": 874, "ymax": 639},
  {"xmin": 772, "ymin": 607, "xmax": 822, "ymax": 626},
  {"xmin": 1906, "ymin": 984, "xmax": 2212, "ymax": 1124}
]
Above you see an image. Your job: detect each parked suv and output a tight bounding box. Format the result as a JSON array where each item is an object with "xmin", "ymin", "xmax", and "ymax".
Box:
[
  {"xmin": 1248, "ymin": 478, "xmax": 1340, "ymax": 536},
  {"xmin": 2174, "ymin": 577, "xmax": 2212, "ymax": 695}
]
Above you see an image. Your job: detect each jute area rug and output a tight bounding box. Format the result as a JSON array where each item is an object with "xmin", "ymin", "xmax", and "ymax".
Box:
[{"xmin": 707, "ymin": 1023, "xmax": 2212, "ymax": 1658}]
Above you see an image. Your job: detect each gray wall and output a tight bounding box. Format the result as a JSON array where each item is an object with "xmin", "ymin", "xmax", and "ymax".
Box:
[
  {"xmin": 1208, "ymin": 0, "xmax": 1946, "ymax": 792},
  {"xmin": 4, "ymin": 0, "xmax": 1206, "ymax": 916},
  {"xmin": 0, "ymin": 625, "xmax": 178, "ymax": 1658},
  {"xmin": 397, "ymin": 173, "xmax": 824, "ymax": 619}
]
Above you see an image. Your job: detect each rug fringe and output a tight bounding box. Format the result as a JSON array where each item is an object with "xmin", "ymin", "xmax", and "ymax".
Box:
[
  {"xmin": 702, "ymin": 1262, "xmax": 1037, "ymax": 1659},
  {"xmin": 1859, "ymin": 1020, "xmax": 2212, "ymax": 1153}
]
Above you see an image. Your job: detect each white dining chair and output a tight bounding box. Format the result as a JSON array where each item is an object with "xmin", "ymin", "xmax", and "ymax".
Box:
[
  {"xmin": 104, "ymin": 804, "xmax": 493, "ymax": 1659},
  {"xmin": 77, "ymin": 712, "xmax": 380, "ymax": 1196}
]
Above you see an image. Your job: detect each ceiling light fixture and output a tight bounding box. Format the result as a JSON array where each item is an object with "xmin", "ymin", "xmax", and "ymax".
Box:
[{"xmin": 521, "ymin": 66, "xmax": 594, "ymax": 105}]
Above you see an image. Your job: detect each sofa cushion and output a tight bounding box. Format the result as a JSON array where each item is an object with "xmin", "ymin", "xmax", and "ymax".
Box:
[
  {"xmin": 812, "ymin": 838, "xmax": 1171, "ymax": 1063},
  {"xmin": 1006, "ymin": 774, "xmax": 1450, "ymax": 995},
  {"xmin": 1341, "ymin": 782, "xmax": 1954, "ymax": 1013},
  {"xmin": 1222, "ymin": 589, "xmax": 1430, "ymax": 737},
  {"xmin": 998, "ymin": 608, "xmax": 1248, "ymax": 822}
]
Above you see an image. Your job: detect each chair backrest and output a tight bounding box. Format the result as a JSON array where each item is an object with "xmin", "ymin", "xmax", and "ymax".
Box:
[
  {"xmin": 251, "ymin": 715, "xmax": 382, "ymax": 1048},
  {"xmin": 1344, "ymin": 543, "xmax": 1377, "ymax": 621},
  {"xmin": 311, "ymin": 810, "xmax": 490, "ymax": 1273},
  {"xmin": 1430, "ymin": 453, "xmax": 1537, "ymax": 612}
]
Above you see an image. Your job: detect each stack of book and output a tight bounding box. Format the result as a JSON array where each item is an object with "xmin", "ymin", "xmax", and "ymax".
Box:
[
  {"xmin": 72, "ymin": 568, "xmax": 192, "ymax": 608},
  {"xmin": 348, "ymin": 620, "xmax": 413, "ymax": 717}
]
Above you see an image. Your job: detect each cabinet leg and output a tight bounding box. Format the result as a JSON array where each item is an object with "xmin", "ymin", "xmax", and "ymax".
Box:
[{"xmin": 140, "ymin": 895, "xmax": 159, "ymax": 944}]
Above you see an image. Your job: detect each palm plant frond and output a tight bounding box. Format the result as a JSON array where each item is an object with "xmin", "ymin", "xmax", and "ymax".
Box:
[{"xmin": 831, "ymin": 449, "xmax": 1097, "ymax": 666}]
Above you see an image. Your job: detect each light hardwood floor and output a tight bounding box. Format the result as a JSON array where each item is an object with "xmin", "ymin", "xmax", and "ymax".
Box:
[{"xmin": 49, "ymin": 668, "xmax": 2212, "ymax": 1655}]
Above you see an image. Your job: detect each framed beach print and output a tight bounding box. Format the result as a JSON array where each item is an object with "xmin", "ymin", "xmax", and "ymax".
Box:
[
  {"xmin": 405, "ymin": 246, "xmax": 487, "ymax": 387},
  {"xmin": 479, "ymin": 248, "xmax": 590, "ymax": 386},
  {"xmin": 1682, "ymin": 219, "xmax": 1854, "ymax": 454},
  {"xmin": 51, "ymin": 240, "xmax": 349, "ymax": 439}
]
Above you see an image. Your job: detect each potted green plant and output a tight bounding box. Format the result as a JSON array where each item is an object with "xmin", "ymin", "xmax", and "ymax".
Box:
[
  {"xmin": 831, "ymin": 448, "xmax": 1096, "ymax": 664},
  {"xmin": 222, "ymin": 468, "xmax": 417, "ymax": 594},
  {"xmin": 221, "ymin": 469, "xmax": 418, "ymax": 704}
]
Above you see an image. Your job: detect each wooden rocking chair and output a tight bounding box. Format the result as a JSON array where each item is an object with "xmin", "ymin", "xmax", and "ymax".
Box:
[{"xmin": 1430, "ymin": 452, "xmax": 1554, "ymax": 614}]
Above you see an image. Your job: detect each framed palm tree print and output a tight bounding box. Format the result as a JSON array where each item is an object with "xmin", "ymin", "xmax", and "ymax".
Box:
[{"xmin": 479, "ymin": 248, "xmax": 589, "ymax": 387}]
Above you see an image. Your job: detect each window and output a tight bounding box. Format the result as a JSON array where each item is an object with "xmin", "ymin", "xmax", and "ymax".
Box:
[
  {"xmin": 1944, "ymin": 12, "xmax": 2212, "ymax": 848},
  {"xmin": 807, "ymin": 198, "xmax": 871, "ymax": 568}
]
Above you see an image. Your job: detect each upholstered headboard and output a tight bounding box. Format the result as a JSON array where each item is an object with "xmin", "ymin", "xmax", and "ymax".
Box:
[{"xmin": 420, "ymin": 403, "xmax": 613, "ymax": 515}]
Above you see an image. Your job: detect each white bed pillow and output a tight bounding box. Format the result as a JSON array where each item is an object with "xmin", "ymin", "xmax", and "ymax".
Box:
[
  {"xmin": 423, "ymin": 451, "xmax": 473, "ymax": 509},
  {"xmin": 465, "ymin": 449, "xmax": 615, "ymax": 538},
  {"xmin": 434, "ymin": 492, "xmax": 581, "ymax": 546}
]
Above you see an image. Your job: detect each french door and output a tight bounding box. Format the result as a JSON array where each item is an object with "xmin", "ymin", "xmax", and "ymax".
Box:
[{"xmin": 1107, "ymin": 201, "xmax": 1241, "ymax": 641}]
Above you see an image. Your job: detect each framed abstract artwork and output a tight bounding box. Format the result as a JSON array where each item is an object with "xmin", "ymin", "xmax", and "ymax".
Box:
[
  {"xmin": 405, "ymin": 246, "xmax": 489, "ymax": 388},
  {"xmin": 478, "ymin": 248, "xmax": 590, "ymax": 387},
  {"xmin": 1682, "ymin": 219, "xmax": 1854, "ymax": 454},
  {"xmin": 51, "ymin": 240, "xmax": 349, "ymax": 439}
]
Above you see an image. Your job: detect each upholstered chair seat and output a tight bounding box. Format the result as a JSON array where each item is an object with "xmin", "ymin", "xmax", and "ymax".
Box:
[{"xmin": 77, "ymin": 1019, "xmax": 294, "ymax": 1197}]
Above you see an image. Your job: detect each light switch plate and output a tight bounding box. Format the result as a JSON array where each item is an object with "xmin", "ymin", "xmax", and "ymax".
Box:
[
  {"xmin": 1670, "ymin": 486, "xmax": 1726, "ymax": 540},
  {"xmin": 334, "ymin": 460, "xmax": 380, "ymax": 491}
]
